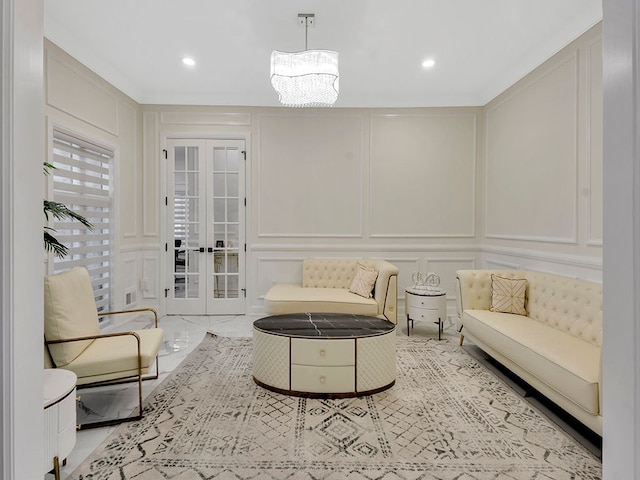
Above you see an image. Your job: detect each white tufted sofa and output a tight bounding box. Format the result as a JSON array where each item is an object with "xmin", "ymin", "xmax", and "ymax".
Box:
[
  {"xmin": 264, "ymin": 258, "xmax": 399, "ymax": 324},
  {"xmin": 456, "ymin": 269, "xmax": 602, "ymax": 435}
]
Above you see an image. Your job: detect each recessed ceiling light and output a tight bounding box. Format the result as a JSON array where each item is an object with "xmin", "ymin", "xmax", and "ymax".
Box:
[
  {"xmin": 422, "ymin": 58, "xmax": 436, "ymax": 69},
  {"xmin": 182, "ymin": 57, "xmax": 196, "ymax": 67}
]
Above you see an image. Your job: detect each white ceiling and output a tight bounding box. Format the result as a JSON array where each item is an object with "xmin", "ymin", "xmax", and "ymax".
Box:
[{"xmin": 44, "ymin": 0, "xmax": 603, "ymax": 108}]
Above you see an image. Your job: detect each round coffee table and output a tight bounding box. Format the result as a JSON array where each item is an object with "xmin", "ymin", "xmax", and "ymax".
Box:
[{"xmin": 252, "ymin": 313, "xmax": 396, "ymax": 398}]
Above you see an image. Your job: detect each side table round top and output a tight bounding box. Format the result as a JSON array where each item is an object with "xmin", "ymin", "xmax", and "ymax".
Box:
[
  {"xmin": 406, "ymin": 286, "xmax": 446, "ymax": 296},
  {"xmin": 253, "ymin": 313, "xmax": 395, "ymax": 338},
  {"xmin": 44, "ymin": 368, "xmax": 77, "ymax": 408}
]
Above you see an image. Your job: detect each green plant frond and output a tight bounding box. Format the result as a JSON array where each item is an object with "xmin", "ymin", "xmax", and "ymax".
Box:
[
  {"xmin": 44, "ymin": 231, "xmax": 69, "ymax": 258},
  {"xmin": 43, "ymin": 200, "xmax": 94, "ymax": 230},
  {"xmin": 43, "ymin": 162, "xmax": 56, "ymax": 175}
]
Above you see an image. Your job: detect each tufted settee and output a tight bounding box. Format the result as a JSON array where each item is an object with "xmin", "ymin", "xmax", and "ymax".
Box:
[
  {"xmin": 264, "ymin": 258, "xmax": 399, "ymax": 324},
  {"xmin": 456, "ymin": 269, "xmax": 602, "ymax": 435}
]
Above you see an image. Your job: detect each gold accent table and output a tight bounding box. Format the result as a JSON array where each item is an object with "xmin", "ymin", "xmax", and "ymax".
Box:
[{"xmin": 44, "ymin": 368, "xmax": 77, "ymax": 480}]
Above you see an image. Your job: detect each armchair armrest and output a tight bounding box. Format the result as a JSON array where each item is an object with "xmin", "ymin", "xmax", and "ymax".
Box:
[
  {"xmin": 98, "ymin": 307, "xmax": 158, "ymax": 327},
  {"xmin": 46, "ymin": 331, "xmax": 144, "ymax": 379}
]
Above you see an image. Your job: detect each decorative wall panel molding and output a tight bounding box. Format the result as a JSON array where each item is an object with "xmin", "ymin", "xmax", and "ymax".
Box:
[
  {"xmin": 142, "ymin": 111, "xmax": 160, "ymax": 237},
  {"xmin": 120, "ymin": 102, "xmax": 138, "ymax": 238},
  {"xmin": 370, "ymin": 113, "xmax": 477, "ymax": 238},
  {"xmin": 485, "ymin": 53, "xmax": 579, "ymax": 244},
  {"xmin": 484, "ymin": 259, "xmax": 521, "ymax": 270},
  {"xmin": 423, "ymin": 257, "xmax": 476, "ymax": 302},
  {"xmin": 586, "ymin": 36, "xmax": 603, "ymax": 247},
  {"xmin": 256, "ymin": 257, "xmax": 307, "ymax": 299},
  {"xmin": 142, "ymin": 255, "xmax": 159, "ymax": 300},
  {"xmin": 160, "ymin": 111, "xmax": 251, "ymax": 126},
  {"xmin": 45, "ymin": 50, "xmax": 118, "ymax": 136},
  {"xmin": 257, "ymin": 114, "xmax": 364, "ymax": 238},
  {"xmin": 250, "ymin": 243, "xmax": 482, "ymax": 253},
  {"xmin": 481, "ymin": 245, "xmax": 602, "ymax": 270}
]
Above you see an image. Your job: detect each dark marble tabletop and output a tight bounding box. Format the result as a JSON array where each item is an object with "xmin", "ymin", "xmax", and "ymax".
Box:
[{"xmin": 253, "ymin": 313, "xmax": 395, "ymax": 338}]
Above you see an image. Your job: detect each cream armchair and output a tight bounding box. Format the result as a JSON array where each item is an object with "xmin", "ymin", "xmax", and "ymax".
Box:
[{"xmin": 44, "ymin": 267, "xmax": 164, "ymax": 429}]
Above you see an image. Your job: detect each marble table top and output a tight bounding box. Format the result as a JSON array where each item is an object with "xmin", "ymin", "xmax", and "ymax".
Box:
[
  {"xmin": 253, "ymin": 313, "xmax": 395, "ymax": 338},
  {"xmin": 405, "ymin": 286, "xmax": 446, "ymax": 296}
]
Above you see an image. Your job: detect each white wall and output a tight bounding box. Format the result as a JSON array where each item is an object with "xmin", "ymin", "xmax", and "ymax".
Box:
[
  {"xmin": 42, "ymin": 24, "xmax": 604, "ymax": 326},
  {"xmin": 1, "ymin": 0, "xmax": 44, "ymax": 479},
  {"xmin": 481, "ymin": 24, "xmax": 603, "ymax": 282},
  {"xmin": 44, "ymin": 40, "xmax": 147, "ymax": 318},
  {"xmin": 140, "ymin": 105, "xmax": 482, "ymax": 323}
]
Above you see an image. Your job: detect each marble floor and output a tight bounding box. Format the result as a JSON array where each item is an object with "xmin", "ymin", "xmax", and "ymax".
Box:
[
  {"xmin": 50, "ymin": 314, "xmax": 260, "ymax": 480},
  {"xmin": 46, "ymin": 314, "xmax": 600, "ymax": 479}
]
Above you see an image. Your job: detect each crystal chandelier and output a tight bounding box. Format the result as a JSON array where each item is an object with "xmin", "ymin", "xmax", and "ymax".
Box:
[{"xmin": 270, "ymin": 14, "xmax": 339, "ymax": 107}]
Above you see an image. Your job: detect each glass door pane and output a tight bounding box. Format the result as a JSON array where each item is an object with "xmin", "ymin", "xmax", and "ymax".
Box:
[
  {"xmin": 211, "ymin": 147, "xmax": 240, "ymax": 300},
  {"xmin": 166, "ymin": 138, "xmax": 245, "ymax": 315},
  {"xmin": 167, "ymin": 141, "xmax": 207, "ymax": 314}
]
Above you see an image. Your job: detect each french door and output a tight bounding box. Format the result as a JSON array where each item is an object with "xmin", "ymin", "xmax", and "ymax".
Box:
[{"xmin": 165, "ymin": 139, "xmax": 246, "ymax": 315}]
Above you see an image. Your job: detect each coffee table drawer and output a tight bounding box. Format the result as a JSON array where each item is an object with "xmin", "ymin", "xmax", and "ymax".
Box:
[
  {"xmin": 291, "ymin": 365, "xmax": 355, "ymax": 393},
  {"xmin": 291, "ymin": 338, "xmax": 355, "ymax": 366}
]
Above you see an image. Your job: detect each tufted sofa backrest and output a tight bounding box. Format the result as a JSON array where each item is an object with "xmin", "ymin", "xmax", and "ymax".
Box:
[
  {"xmin": 302, "ymin": 258, "xmax": 399, "ymax": 322},
  {"xmin": 302, "ymin": 259, "xmax": 357, "ymax": 289},
  {"xmin": 456, "ymin": 270, "xmax": 602, "ymax": 347}
]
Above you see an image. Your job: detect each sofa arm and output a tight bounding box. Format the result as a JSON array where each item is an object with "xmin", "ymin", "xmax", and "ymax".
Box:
[{"xmin": 366, "ymin": 259, "xmax": 399, "ymax": 324}]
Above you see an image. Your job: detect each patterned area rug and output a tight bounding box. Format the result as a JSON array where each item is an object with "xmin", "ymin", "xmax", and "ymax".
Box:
[{"xmin": 69, "ymin": 333, "xmax": 601, "ymax": 479}]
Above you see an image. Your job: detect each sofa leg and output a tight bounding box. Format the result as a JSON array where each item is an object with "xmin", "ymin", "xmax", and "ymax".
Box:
[{"xmin": 459, "ymin": 334, "xmax": 464, "ymax": 346}]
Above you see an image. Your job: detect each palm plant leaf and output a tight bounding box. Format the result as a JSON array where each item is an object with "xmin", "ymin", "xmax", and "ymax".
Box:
[
  {"xmin": 43, "ymin": 162, "xmax": 94, "ymax": 258},
  {"xmin": 44, "ymin": 229, "xmax": 69, "ymax": 257},
  {"xmin": 43, "ymin": 200, "xmax": 93, "ymax": 229}
]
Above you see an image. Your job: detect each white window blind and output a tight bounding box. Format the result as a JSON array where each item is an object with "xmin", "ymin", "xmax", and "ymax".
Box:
[{"xmin": 51, "ymin": 130, "xmax": 113, "ymax": 313}]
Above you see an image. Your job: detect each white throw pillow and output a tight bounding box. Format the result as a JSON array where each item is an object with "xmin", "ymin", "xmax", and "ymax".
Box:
[
  {"xmin": 490, "ymin": 274, "xmax": 527, "ymax": 315},
  {"xmin": 349, "ymin": 263, "xmax": 379, "ymax": 298}
]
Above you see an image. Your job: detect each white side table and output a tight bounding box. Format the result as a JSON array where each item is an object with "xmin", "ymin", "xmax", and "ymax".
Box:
[
  {"xmin": 405, "ymin": 287, "xmax": 447, "ymax": 339},
  {"xmin": 44, "ymin": 369, "xmax": 77, "ymax": 480}
]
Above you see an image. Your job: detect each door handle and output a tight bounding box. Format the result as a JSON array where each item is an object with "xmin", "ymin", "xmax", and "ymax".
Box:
[
  {"xmin": 199, "ymin": 247, "xmax": 205, "ymax": 253},
  {"xmin": 208, "ymin": 247, "xmax": 213, "ymax": 253}
]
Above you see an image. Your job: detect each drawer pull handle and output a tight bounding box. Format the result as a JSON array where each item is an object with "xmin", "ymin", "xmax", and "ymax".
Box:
[
  {"xmin": 319, "ymin": 349, "xmax": 326, "ymax": 357},
  {"xmin": 320, "ymin": 376, "xmax": 326, "ymax": 383}
]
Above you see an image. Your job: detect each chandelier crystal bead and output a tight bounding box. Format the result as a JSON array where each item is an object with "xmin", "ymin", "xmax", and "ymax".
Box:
[
  {"xmin": 270, "ymin": 50, "xmax": 339, "ymax": 107},
  {"xmin": 270, "ymin": 13, "xmax": 339, "ymax": 108}
]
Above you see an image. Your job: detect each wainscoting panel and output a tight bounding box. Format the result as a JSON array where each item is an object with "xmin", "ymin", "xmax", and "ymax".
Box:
[
  {"xmin": 481, "ymin": 246, "xmax": 602, "ymax": 283},
  {"xmin": 255, "ymin": 256, "xmax": 307, "ymax": 301},
  {"xmin": 256, "ymin": 114, "xmax": 364, "ymax": 238},
  {"xmin": 370, "ymin": 113, "xmax": 477, "ymax": 238},
  {"xmin": 485, "ymin": 53, "xmax": 578, "ymax": 244},
  {"xmin": 424, "ymin": 258, "xmax": 477, "ymax": 304},
  {"xmin": 142, "ymin": 254, "xmax": 160, "ymax": 300},
  {"xmin": 249, "ymin": 247, "xmax": 482, "ymax": 317}
]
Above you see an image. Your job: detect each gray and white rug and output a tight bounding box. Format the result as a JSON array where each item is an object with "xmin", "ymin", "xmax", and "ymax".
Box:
[{"xmin": 69, "ymin": 333, "xmax": 601, "ymax": 479}]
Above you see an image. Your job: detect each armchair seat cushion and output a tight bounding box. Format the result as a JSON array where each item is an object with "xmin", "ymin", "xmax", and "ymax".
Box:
[
  {"xmin": 63, "ymin": 328, "xmax": 165, "ymax": 385},
  {"xmin": 264, "ymin": 284, "xmax": 378, "ymax": 317}
]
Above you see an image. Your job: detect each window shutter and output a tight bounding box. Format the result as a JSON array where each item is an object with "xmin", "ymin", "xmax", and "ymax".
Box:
[{"xmin": 51, "ymin": 130, "xmax": 113, "ymax": 313}]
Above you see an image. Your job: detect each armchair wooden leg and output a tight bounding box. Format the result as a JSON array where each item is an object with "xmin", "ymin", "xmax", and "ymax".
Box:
[{"xmin": 459, "ymin": 334, "xmax": 464, "ymax": 346}]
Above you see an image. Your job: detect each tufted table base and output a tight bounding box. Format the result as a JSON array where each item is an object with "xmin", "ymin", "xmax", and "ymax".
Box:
[{"xmin": 252, "ymin": 313, "xmax": 396, "ymax": 398}]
